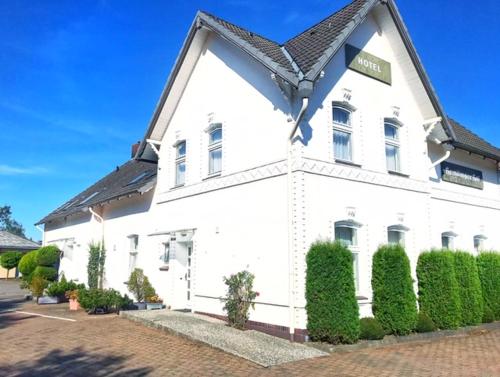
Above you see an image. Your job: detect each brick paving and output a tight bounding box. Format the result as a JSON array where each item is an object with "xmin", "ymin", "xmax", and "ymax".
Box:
[{"xmin": 0, "ymin": 298, "xmax": 499, "ymax": 376}]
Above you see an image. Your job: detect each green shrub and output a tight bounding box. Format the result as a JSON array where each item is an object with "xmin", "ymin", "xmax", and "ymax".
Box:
[
  {"xmin": 222, "ymin": 270, "xmax": 258, "ymax": 330},
  {"xmin": 45, "ymin": 275, "xmax": 84, "ymax": 297},
  {"xmin": 31, "ymin": 276, "xmax": 48, "ymax": 298},
  {"xmin": 476, "ymin": 252, "xmax": 500, "ymax": 320},
  {"xmin": 36, "ymin": 245, "xmax": 60, "ymax": 266},
  {"xmin": 33, "ymin": 266, "xmax": 57, "ymax": 282},
  {"xmin": 372, "ymin": 244, "xmax": 417, "ymax": 335},
  {"xmin": 126, "ymin": 268, "xmax": 156, "ymax": 303},
  {"xmin": 454, "ymin": 251, "xmax": 483, "ymax": 326},
  {"xmin": 0, "ymin": 251, "xmax": 22, "ymax": 279},
  {"xmin": 78, "ymin": 288, "xmax": 132, "ymax": 314},
  {"xmin": 306, "ymin": 241, "xmax": 359, "ymax": 344},
  {"xmin": 18, "ymin": 250, "xmax": 39, "ymax": 279},
  {"xmin": 415, "ymin": 312, "xmax": 437, "ymax": 333},
  {"xmin": 417, "ymin": 250, "xmax": 461, "ymax": 329},
  {"xmin": 359, "ymin": 317, "xmax": 385, "ymax": 340},
  {"xmin": 87, "ymin": 242, "xmax": 106, "ymax": 289},
  {"xmin": 482, "ymin": 305, "xmax": 495, "ymax": 323}
]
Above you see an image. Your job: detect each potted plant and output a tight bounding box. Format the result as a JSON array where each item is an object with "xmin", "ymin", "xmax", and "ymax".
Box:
[
  {"xmin": 66, "ymin": 289, "xmax": 80, "ymax": 310},
  {"xmin": 126, "ymin": 268, "xmax": 156, "ymax": 310},
  {"xmin": 39, "ymin": 275, "xmax": 84, "ymax": 305},
  {"xmin": 146, "ymin": 295, "xmax": 163, "ymax": 310}
]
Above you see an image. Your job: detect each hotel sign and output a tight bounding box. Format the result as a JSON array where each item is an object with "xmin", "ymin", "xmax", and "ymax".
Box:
[
  {"xmin": 441, "ymin": 162, "xmax": 483, "ymax": 189},
  {"xmin": 345, "ymin": 44, "xmax": 391, "ymax": 85}
]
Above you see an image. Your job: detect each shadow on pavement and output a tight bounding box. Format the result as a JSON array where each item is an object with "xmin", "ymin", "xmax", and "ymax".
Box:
[{"xmin": 0, "ymin": 347, "xmax": 153, "ymax": 377}]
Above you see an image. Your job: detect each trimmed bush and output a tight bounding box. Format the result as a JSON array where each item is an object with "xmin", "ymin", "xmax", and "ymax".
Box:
[
  {"xmin": 18, "ymin": 250, "xmax": 39, "ymax": 277},
  {"xmin": 417, "ymin": 250, "xmax": 461, "ymax": 329},
  {"xmin": 306, "ymin": 241, "xmax": 359, "ymax": 344},
  {"xmin": 482, "ymin": 305, "xmax": 495, "ymax": 323},
  {"xmin": 454, "ymin": 251, "xmax": 483, "ymax": 326},
  {"xmin": 416, "ymin": 312, "xmax": 437, "ymax": 333},
  {"xmin": 372, "ymin": 244, "xmax": 417, "ymax": 335},
  {"xmin": 476, "ymin": 252, "xmax": 500, "ymax": 320},
  {"xmin": 33, "ymin": 266, "xmax": 58, "ymax": 282},
  {"xmin": 0, "ymin": 251, "xmax": 22, "ymax": 279},
  {"xmin": 78, "ymin": 288, "xmax": 132, "ymax": 314},
  {"xmin": 359, "ymin": 317, "xmax": 385, "ymax": 340},
  {"xmin": 36, "ymin": 245, "xmax": 60, "ymax": 266}
]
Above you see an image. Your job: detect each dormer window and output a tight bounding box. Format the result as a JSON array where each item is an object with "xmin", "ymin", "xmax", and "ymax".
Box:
[
  {"xmin": 207, "ymin": 123, "xmax": 222, "ymax": 175},
  {"xmin": 174, "ymin": 140, "xmax": 186, "ymax": 186}
]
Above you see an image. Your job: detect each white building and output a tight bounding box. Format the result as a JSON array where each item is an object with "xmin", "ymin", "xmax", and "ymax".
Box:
[{"xmin": 38, "ymin": 0, "xmax": 499, "ymax": 341}]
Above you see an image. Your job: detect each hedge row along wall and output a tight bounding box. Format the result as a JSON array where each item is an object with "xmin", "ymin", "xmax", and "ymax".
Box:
[
  {"xmin": 372, "ymin": 244, "xmax": 417, "ymax": 335},
  {"xmin": 476, "ymin": 252, "xmax": 500, "ymax": 320},
  {"xmin": 306, "ymin": 241, "xmax": 359, "ymax": 344},
  {"xmin": 417, "ymin": 250, "xmax": 461, "ymax": 329},
  {"xmin": 454, "ymin": 251, "xmax": 483, "ymax": 326}
]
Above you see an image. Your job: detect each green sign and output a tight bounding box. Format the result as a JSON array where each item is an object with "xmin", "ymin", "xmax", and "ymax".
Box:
[
  {"xmin": 345, "ymin": 44, "xmax": 391, "ymax": 85},
  {"xmin": 441, "ymin": 162, "xmax": 483, "ymax": 189}
]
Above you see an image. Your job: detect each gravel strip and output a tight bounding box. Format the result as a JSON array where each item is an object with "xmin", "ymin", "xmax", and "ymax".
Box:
[{"xmin": 121, "ymin": 309, "xmax": 327, "ymax": 367}]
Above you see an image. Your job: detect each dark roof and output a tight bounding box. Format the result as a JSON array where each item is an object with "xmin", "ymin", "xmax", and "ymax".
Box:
[
  {"xmin": 284, "ymin": 0, "xmax": 368, "ymax": 75},
  {"xmin": 201, "ymin": 11, "xmax": 295, "ymax": 74},
  {"xmin": 37, "ymin": 160, "xmax": 157, "ymax": 225},
  {"xmin": 448, "ymin": 118, "xmax": 500, "ymax": 161},
  {"xmin": 0, "ymin": 231, "xmax": 39, "ymax": 251}
]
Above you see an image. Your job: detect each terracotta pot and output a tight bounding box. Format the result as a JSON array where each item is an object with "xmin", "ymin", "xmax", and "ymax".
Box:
[{"xmin": 69, "ymin": 298, "xmax": 80, "ymax": 311}]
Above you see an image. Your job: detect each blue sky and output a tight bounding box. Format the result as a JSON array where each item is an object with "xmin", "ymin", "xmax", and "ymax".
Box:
[{"xmin": 1, "ymin": 0, "xmax": 499, "ymax": 241}]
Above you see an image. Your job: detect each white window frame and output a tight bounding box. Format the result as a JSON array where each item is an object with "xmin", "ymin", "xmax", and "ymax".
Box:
[
  {"xmin": 334, "ymin": 219, "xmax": 362, "ymax": 293},
  {"xmin": 332, "ymin": 105, "xmax": 354, "ymax": 163},
  {"xmin": 174, "ymin": 140, "xmax": 186, "ymax": 186},
  {"xmin": 207, "ymin": 123, "xmax": 222, "ymax": 176},
  {"xmin": 384, "ymin": 118, "xmax": 403, "ymax": 173},
  {"xmin": 387, "ymin": 224, "xmax": 409, "ymax": 246},
  {"xmin": 441, "ymin": 231, "xmax": 457, "ymax": 250},
  {"xmin": 473, "ymin": 234, "xmax": 487, "ymax": 253},
  {"xmin": 127, "ymin": 234, "xmax": 139, "ymax": 275}
]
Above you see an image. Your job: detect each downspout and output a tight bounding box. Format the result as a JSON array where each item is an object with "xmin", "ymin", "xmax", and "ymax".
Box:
[
  {"xmin": 35, "ymin": 224, "xmax": 45, "ymax": 246},
  {"xmin": 89, "ymin": 207, "xmax": 105, "ymax": 243},
  {"xmin": 287, "ymin": 96, "xmax": 309, "ymax": 342},
  {"xmin": 429, "ymin": 143, "xmax": 454, "ymax": 170}
]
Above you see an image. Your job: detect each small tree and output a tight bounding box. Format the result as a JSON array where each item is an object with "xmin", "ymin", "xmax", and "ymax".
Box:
[
  {"xmin": 417, "ymin": 250, "xmax": 461, "ymax": 329},
  {"xmin": 87, "ymin": 242, "xmax": 106, "ymax": 289},
  {"xmin": 126, "ymin": 268, "xmax": 156, "ymax": 303},
  {"xmin": 222, "ymin": 270, "xmax": 258, "ymax": 330},
  {"xmin": 306, "ymin": 241, "xmax": 359, "ymax": 344},
  {"xmin": 0, "ymin": 251, "xmax": 22, "ymax": 279},
  {"xmin": 372, "ymin": 244, "xmax": 417, "ymax": 335},
  {"xmin": 454, "ymin": 251, "xmax": 483, "ymax": 326}
]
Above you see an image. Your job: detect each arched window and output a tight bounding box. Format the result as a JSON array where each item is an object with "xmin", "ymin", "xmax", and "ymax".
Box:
[
  {"xmin": 441, "ymin": 231, "xmax": 458, "ymax": 250},
  {"xmin": 384, "ymin": 117, "xmax": 403, "ymax": 173},
  {"xmin": 206, "ymin": 123, "xmax": 222, "ymax": 175},
  {"xmin": 387, "ymin": 224, "xmax": 409, "ymax": 246},
  {"xmin": 332, "ymin": 101, "xmax": 357, "ymax": 163},
  {"xmin": 334, "ymin": 219, "xmax": 362, "ymax": 291}
]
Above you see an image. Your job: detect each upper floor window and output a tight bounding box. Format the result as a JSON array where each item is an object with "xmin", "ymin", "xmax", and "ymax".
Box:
[
  {"xmin": 473, "ymin": 235, "xmax": 487, "ymax": 252},
  {"xmin": 387, "ymin": 224, "xmax": 409, "ymax": 246},
  {"xmin": 441, "ymin": 231, "xmax": 457, "ymax": 250},
  {"xmin": 332, "ymin": 106, "xmax": 352, "ymax": 162},
  {"xmin": 175, "ymin": 141, "xmax": 186, "ymax": 186},
  {"xmin": 384, "ymin": 121, "xmax": 401, "ymax": 172},
  {"xmin": 334, "ymin": 219, "xmax": 362, "ymax": 291},
  {"xmin": 208, "ymin": 123, "xmax": 222, "ymax": 175}
]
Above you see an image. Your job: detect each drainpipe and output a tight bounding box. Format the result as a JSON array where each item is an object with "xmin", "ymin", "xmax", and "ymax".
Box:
[
  {"xmin": 429, "ymin": 143, "xmax": 454, "ymax": 170},
  {"xmin": 287, "ymin": 96, "xmax": 309, "ymax": 342},
  {"xmin": 35, "ymin": 224, "xmax": 45, "ymax": 246},
  {"xmin": 89, "ymin": 207, "xmax": 105, "ymax": 243}
]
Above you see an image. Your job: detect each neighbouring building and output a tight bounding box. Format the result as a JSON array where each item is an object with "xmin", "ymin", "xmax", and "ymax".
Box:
[
  {"xmin": 0, "ymin": 231, "xmax": 40, "ymax": 278},
  {"xmin": 37, "ymin": 0, "xmax": 499, "ymax": 341}
]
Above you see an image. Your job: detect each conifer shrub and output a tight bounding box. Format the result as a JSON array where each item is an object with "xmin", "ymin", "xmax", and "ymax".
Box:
[
  {"xmin": 359, "ymin": 317, "xmax": 385, "ymax": 340},
  {"xmin": 453, "ymin": 251, "xmax": 483, "ymax": 326},
  {"xmin": 18, "ymin": 250, "xmax": 39, "ymax": 281},
  {"xmin": 482, "ymin": 305, "xmax": 495, "ymax": 323},
  {"xmin": 306, "ymin": 241, "xmax": 359, "ymax": 344},
  {"xmin": 476, "ymin": 252, "xmax": 500, "ymax": 320},
  {"xmin": 36, "ymin": 245, "xmax": 60, "ymax": 266},
  {"xmin": 372, "ymin": 244, "xmax": 417, "ymax": 335},
  {"xmin": 32, "ymin": 266, "xmax": 58, "ymax": 282},
  {"xmin": 416, "ymin": 250, "xmax": 461, "ymax": 329},
  {"xmin": 415, "ymin": 312, "xmax": 437, "ymax": 333}
]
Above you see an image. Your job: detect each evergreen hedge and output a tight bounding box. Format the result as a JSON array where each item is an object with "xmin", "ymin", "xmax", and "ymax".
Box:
[
  {"xmin": 372, "ymin": 244, "xmax": 417, "ymax": 335},
  {"xmin": 454, "ymin": 251, "xmax": 483, "ymax": 326},
  {"xmin": 36, "ymin": 245, "xmax": 60, "ymax": 266},
  {"xmin": 417, "ymin": 250, "xmax": 461, "ymax": 329},
  {"xmin": 476, "ymin": 252, "xmax": 500, "ymax": 320},
  {"xmin": 306, "ymin": 241, "xmax": 359, "ymax": 344}
]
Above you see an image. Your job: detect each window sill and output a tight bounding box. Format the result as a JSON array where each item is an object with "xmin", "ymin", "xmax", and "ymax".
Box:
[
  {"xmin": 203, "ymin": 172, "xmax": 221, "ymax": 180},
  {"xmin": 159, "ymin": 265, "xmax": 170, "ymax": 271},
  {"xmin": 356, "ymin": 295, "xmax": 370, "ymax": 301},
  {"xmin": 388, "ymin": 170, "xmax": 409, "ymax": 178},
  {"xmin": 170, "ymin": 184, "xmax": 185, "ymax": 191},
  {"xmin": 335, "ymin": 159, "xmax": 361, "ymax": 168}
]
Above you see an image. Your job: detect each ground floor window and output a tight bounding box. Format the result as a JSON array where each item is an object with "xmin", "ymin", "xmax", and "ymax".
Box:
[
  {"xmin": 474, "ymin": 235, "xmax": 487, "ymax": 252},
  {"xmin": 387, "ymin": 225, "xmax": 409, "ymax": 246},
  {"xmin": 335, "ymin": 220, "xmax": 362, "ymax": 292},
  {"xmin": 441, "ymin": 231, "xmax": 457, "ymax": 250}
]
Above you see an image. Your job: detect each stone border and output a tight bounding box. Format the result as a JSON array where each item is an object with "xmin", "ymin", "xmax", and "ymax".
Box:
[{"xmin": 308, "ymin": 322, "xmax": 500, "ymax": 353}]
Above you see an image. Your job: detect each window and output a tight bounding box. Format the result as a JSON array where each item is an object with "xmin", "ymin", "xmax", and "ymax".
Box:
[
  {"xmin": 175, "ymin": 141, "xmax": 186, "ymax": 186},
  {"xmin": 387, "ymin": 225, "xmax": 409, "ymax": 246},
  {"xmin": 208, "ymin": 124, "xmax": 222, "ymax": 175},
  {"xmin": 441, "ymin": 232, "xmax": 457, "ymax": 250},
  {"xmin": 384, "ymin": 121, "xmax": 401, "ymax": 172},
  {"xmin": 332, "ymin": 107, "xmax": 352, "ymax": 162},
  {"xmin": 335, "ymin": 220, "xmax": 362, "ymax": 291},
  {"xmin": 473, "ymin": 235, "xmax": 487, "ymax": 252},
  {"xmin": 128, "ymin": 235, "xmax": 138, "ymax": 274},
  {"xmin": 161, "ymin": 242, "xmax": 170, "ymax": 265}
]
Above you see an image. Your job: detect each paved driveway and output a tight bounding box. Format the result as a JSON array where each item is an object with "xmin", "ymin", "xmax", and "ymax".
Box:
[{"xmin": 0, "ymin": 281, "xmax": 499, "ymax": 376}]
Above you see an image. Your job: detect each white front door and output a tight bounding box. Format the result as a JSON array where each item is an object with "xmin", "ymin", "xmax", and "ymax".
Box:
[
  {"xmin": 185, "ymin": 244, "xmax": 193, "ymax": 309},
  {"xmin": 173, "ymin": 241, "xmax": 193, "ymax": 310}
]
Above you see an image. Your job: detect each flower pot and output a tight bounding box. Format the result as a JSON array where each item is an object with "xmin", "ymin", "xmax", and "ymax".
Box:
[
  {"xmin": 38, "ymin": 296, "xmax": 60, "ymax": 305},
  {"xmin": 146, "ymin": 303, "xmax": 163, "ymax": 310},
  {"xmin": 69, "ymin": 298, "xmax": 80, "ymax": 311}
]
